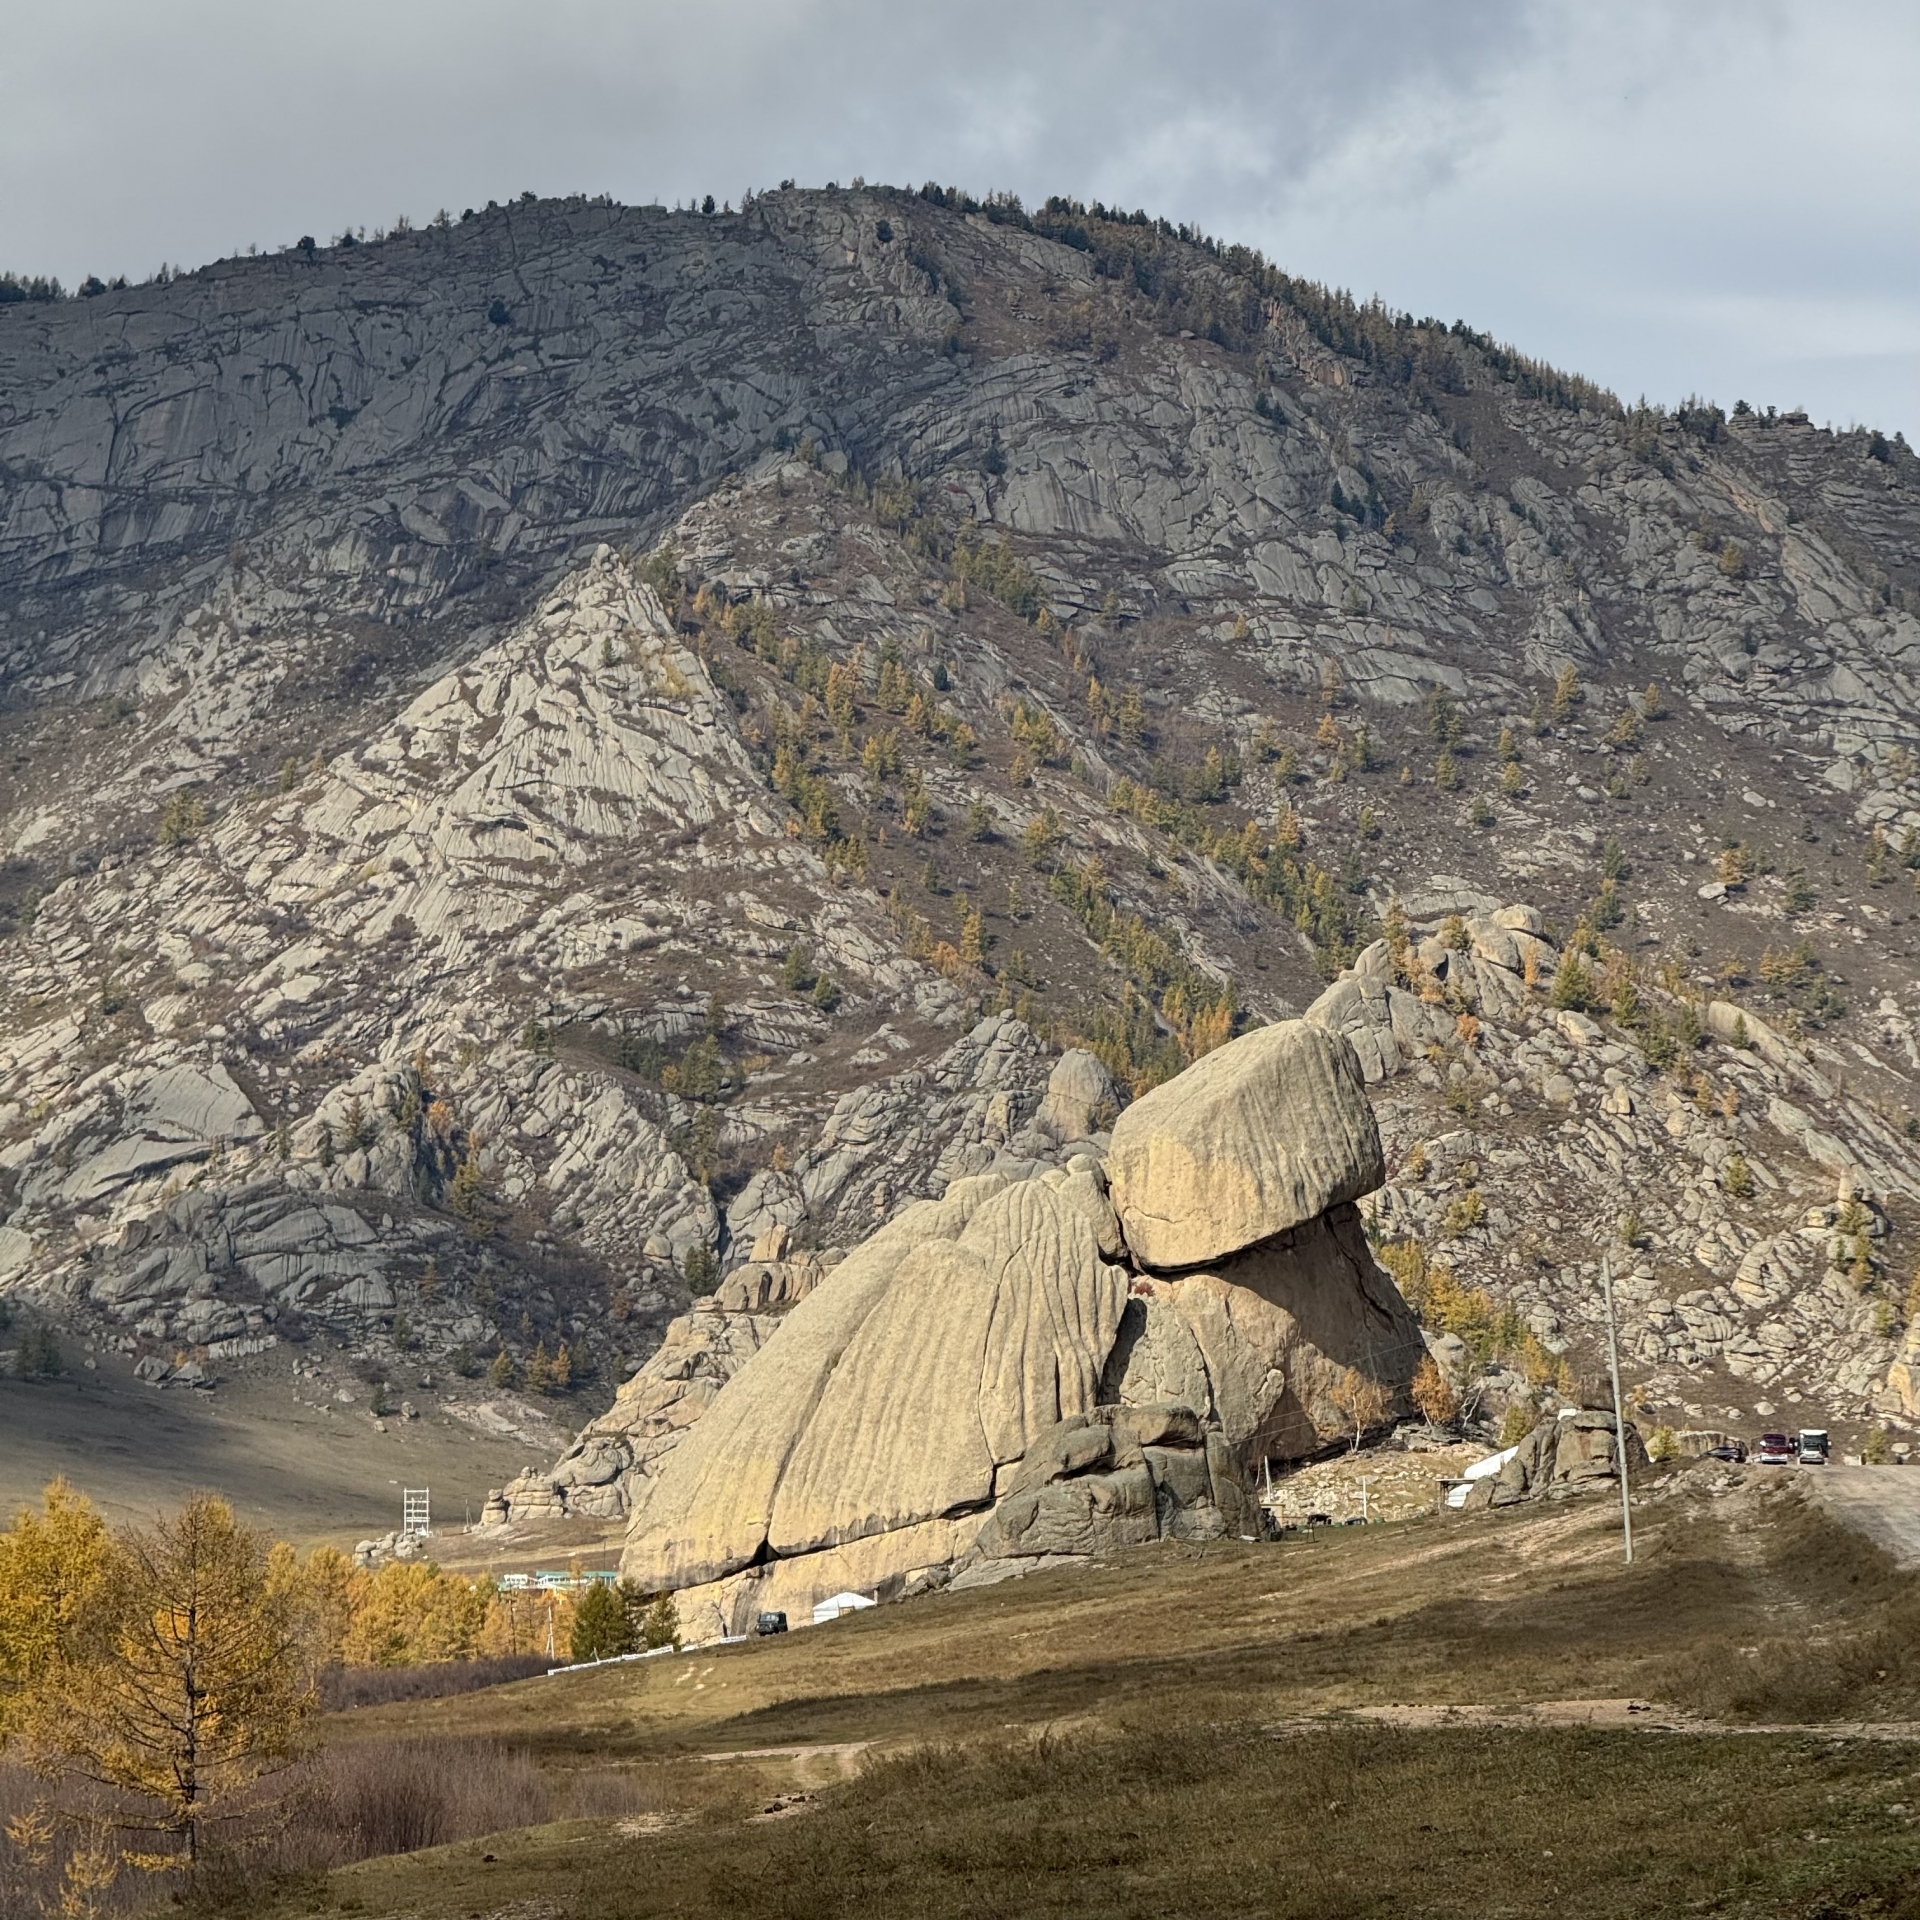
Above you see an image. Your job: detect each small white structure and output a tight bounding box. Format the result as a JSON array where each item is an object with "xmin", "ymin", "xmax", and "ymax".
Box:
[
  {"xmin": 811, "ymin": 1589, "xmax": 876, "ymax": 1626},
  {"xmin": 1445, "ymin": 1446, "xmax": 1518, "ymax": 1509},
  {"xmin": 402, "ymin": 1488, "xmax": 431, "ymax": 1537}
]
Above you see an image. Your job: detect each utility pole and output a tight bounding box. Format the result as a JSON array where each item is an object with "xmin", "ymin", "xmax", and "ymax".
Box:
[
  {"xmin": 1600, "ymin": 1254, "xmax": 1634, "ymax": 1565},
  {"xmin": 1359, "ymin": 1477, "xmax": 1370, "ymax": 1524}
]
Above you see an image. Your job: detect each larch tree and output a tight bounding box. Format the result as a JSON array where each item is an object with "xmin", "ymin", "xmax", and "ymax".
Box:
[
  {"xmin": 25, "ymin": 1494, "xmax": 311, "ymax": 1866},
  {"xmin": 0, "ymin": 1479, "xmax": 112, "ymax": 1746}
]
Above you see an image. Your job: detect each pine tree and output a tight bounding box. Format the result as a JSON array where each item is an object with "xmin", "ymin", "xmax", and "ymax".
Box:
[
  {"xmin": 640, "ymin": 1592, "xmax": 681, "ymax": 1651},
  {"xmin": 569, "ymin": 1580, "xmax": 636, "ymax": 1662}
]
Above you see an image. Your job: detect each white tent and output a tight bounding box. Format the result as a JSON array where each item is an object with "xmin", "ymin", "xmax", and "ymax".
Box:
[
  {"xmin": 1445, "ymin": 1444, "xmax": 1519, "ymax": 1509},
  {"xmin": 811, "ymin": 1590, "xmax": 877, "ymax": 1626}
]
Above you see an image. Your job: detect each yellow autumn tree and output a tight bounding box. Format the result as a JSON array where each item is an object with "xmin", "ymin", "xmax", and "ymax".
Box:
[
  {"xmin": 0, "ymin": 1479, "xmax": 113, "ymax": 1746},
  {"xmin": 1331, "ymin": 1367, "xmax": 1392, "ymax": 1453},
  {"xmin": 340, "ymin": 1560, "xmax": 490, "ymax": 1667},
  {"xmin": 1411, "ymin": 1356, "xmax": 1459, "ymax": 1429},
  {"xmin": 22, "ymin": 1494, "xmax": 310, "ymax": 1866},
  {"xmin": 266, "ymin": 1540, "xmax": 359, "ymax": 1677}
]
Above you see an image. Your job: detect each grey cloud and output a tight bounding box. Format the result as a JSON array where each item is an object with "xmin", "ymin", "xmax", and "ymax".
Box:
[{"xmin": 1, "ymin": 0, "xmax": 1911, "ymax": 435}]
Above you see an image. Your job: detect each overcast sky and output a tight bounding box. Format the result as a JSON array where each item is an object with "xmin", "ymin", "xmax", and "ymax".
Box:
[{"xmin": 4, "ymin": 0, "xmax": 1914, "ymax": 438}]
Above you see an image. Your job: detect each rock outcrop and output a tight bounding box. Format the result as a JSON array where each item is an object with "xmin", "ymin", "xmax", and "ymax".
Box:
[
  {"xmin": 957, "ymin": 1403, "xmax": 1258, "ymax": 1581},
  {"xmin": 1108, "ymin": 1019, "xmax": 1384, "ymax": 1270},
  {"xmin": 621, "ymin": 1020, "xmax": 1419, "ymax": 1637},
  {"xmin": 1459, "ymin": 1411, "xmax": 1650, "ymax": 1510}
]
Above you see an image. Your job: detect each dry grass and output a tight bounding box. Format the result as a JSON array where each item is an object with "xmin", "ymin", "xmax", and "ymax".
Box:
[
  {"xmin": 217, "ymin": 1725, "xmax": 1920, "ymax": 1920},
  {"xmin": 130, "ymin": 1469, "xmax": 1920, "ymax": 1917}
]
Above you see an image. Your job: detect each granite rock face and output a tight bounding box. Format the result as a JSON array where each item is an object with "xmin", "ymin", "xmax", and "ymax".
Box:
[
  {"xmin": 622, "ymin": 1020, "xmax": 1417, "ymax": 1634},
  {"xmin": 1107, "ymin": 1021, "xmax": 1383, "ymax": 1271}
]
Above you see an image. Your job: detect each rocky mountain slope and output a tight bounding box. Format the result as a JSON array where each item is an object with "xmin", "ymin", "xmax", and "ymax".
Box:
[{"xmin": 3, "ymin": 184, "xmax": 1919, "ymax": 1522}]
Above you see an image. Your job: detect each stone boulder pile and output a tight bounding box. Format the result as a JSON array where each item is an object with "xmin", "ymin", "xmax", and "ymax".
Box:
[
  {"xmin": 619, "ymin": 1019, "xmax": 1424, "ymax": 1639},
  {"xmin": 1458, "ymin": 1410, "xmax": 1650, "ymax": 1511}
]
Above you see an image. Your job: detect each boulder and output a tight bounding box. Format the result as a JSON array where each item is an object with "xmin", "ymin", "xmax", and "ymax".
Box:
[
  {"xmin": 1468, "ymin": 1411, "xmax": 1649, "ymax": 1506},
  {"xmin": 1102, "ymin": 1203, "xmax": 1422, "ymax": 1466},
  {"xmin": 621, "ymin": 1171, "xmax": 1126, "ymax": 1593},
  {"xmin": 1106, "ymin": 1021, "xmax": 1383, "ymax": 1271},
  {"xmin": 1035, "ymin": 1049, "xmax": 1122, "ymax": 1142},
  {"xmin": 962, "ymin": 1403, "xmax": 1257, "ymax": 1571}
]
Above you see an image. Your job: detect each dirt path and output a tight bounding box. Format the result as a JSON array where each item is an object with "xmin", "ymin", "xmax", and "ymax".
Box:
[
  {"xmin": 1803, "ymin": 1465, "xmax": 1920, "ymax": 1571},
  {"xmin": 1283, "ymin": 1699, "xmax": 1920, "ymax": 1741}
]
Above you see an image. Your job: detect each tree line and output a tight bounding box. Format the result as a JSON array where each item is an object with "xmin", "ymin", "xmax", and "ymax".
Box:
[{"xmin": 0, "ymin": 1482, "xmax": 675, "ymax": 1903}]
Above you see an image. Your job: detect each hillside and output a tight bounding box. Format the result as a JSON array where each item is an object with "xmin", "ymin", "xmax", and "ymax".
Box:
[{"xmin": 3, "ymin": 184, "xmax": 1920, "ymax": 1531}]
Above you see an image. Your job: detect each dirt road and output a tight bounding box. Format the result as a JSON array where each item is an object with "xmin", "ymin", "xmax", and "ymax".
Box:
[{"xmin": 1803, "ymin": 1464, "xmax": 1920, "ymax": 1570}]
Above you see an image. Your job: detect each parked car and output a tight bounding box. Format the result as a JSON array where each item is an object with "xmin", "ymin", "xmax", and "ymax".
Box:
[
  {"xmin": 753, "ymin": 1611, "xmax": 789, "ymax": 1636},
  {"xmin": 1706, "ymin": 1440, "xmax": 1748, "ymax": 1463},
  {"xmin": 1754, "ymin": 1432, "xmax": 1797, "ymax": 1465},
  {"xmin": 1797, "ymin": 1429, "xmax": 1830, "ymax": 1465}
]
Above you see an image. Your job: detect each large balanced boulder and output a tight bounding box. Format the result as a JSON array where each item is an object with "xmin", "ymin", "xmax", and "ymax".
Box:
[
  {"xmin": 1107, "ymin": 1021, "xmax": 1383, "ymax": 1271},
  {"xmin": 619, "ymin": 1020, "xmax": 1416, "ymax": 1639}
]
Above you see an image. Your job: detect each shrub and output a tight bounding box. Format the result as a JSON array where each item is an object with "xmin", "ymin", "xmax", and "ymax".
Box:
[{"xmin": 157, "ymin": 793, "xmax": 209, "ymax": 847}]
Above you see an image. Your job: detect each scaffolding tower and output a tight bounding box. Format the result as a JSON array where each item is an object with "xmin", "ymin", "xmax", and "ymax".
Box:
[{"xmin": 402, "ymin": 1488, "xmax": 431, "ymax": 1538}]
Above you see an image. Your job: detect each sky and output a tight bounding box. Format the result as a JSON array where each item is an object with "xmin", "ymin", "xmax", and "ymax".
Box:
[{"xmin": 3, "ymin": 0, "xmax": 1915, "ymax": 438}]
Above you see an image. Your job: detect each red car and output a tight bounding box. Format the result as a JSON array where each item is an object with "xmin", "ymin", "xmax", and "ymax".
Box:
[{"xmin": 1755, "ymin": 1432, "xmax": 1796, "ymax": 1465}]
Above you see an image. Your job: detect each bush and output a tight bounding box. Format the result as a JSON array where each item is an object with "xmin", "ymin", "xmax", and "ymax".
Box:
[{"xmin": 317, "ymin": 1654, "xmax": 555, "ymax": 1711}]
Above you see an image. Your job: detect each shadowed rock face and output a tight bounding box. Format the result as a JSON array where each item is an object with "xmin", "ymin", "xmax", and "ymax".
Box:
[
  {"xmin": 621, "ymin": 1023, "xmax": 1419, "ymax": 1634},
  {"xmin": 1104, "ymin": 1203, "xmax": 1425, "ymax": 1464}
]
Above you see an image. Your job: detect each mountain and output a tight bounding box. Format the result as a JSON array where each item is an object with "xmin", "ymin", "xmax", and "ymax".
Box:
[{"xmin": 3, "ymin": 184, "xmax": 1919, "ymax": 1529}]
